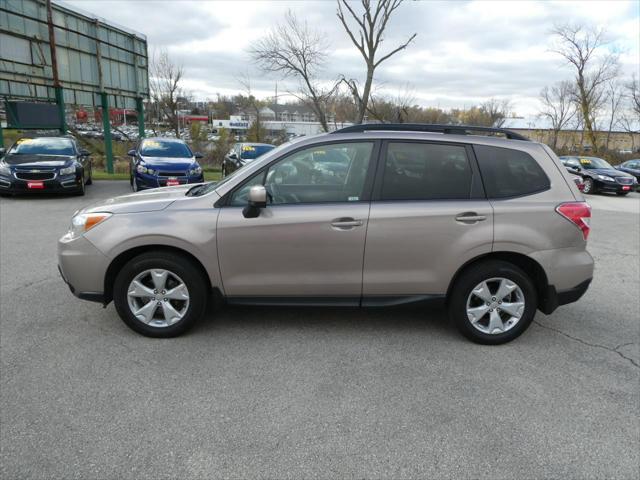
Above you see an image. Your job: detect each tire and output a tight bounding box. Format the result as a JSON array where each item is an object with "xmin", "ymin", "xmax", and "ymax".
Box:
[
  {"xmin": 85, "ymin": 164, "xmax": 93, "ymax": 185},
  {"xmin": 113, "ymin": 251, "xmax": 208, "ymax": 337},
  {"xmin": 582, "ymin": 178, "xmax": 596, "ymax": 194},
  {"xmin": 616, "ymin": 191, "xmax": 629, "ymax": 196},
  {"xmin": 75, "ymin": 175, "xmax": 86, "ymax": 196},
  {"xmin": 448, "ymin": 260, "xmax": 538, "ymax": 345},
  {"xmin": 132, "ymin": 176, "xmax": 139, "ymax": 192},
  {"xmin": 221, "ymin": 164, "xmax": 227, "ymax": 178}
]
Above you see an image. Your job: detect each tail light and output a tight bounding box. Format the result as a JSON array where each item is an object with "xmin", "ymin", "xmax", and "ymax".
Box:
[{"xmin": 556, "ymin": 202, "xmax": 591, "ymax": 240}]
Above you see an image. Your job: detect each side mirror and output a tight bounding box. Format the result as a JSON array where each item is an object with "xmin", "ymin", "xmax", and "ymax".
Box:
[
  {"xmin": 79, "ymin": 148, "xmax": 91, "ymax": 156},
  {"xmin": 194, "ymin": 152, "xmax": 203, "ymax": 159},
  {"xmin": 242, "ymin": 186, "xmax": 267, "ymax": 218},
  {"xmin": 229, "ymin": 152, "xmax": 238, "ymax": 160},
  {"xmin": 127, "ymin": 149, "xmax": 136, "ymax": 156}
]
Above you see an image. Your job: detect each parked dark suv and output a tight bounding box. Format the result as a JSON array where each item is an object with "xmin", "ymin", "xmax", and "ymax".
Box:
[
  {"xmin": 59, "ymin": 124, "xmax": 593, "ymax": 344},
  {"xmin": 0, "ymin": 136, "xmax": 92, "ymax": 195}
]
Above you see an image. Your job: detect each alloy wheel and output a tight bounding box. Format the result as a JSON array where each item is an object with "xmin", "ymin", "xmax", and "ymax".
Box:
[
  {"xmin": 465, "ymin": 277, "xmax": 525, "ymax": 335},
  {"xmin": 126, "ymin": 269, "xmax": 190, "ymax": 327}
]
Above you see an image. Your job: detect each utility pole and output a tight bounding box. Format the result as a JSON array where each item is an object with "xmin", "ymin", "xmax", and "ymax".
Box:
[{"xmin": 46, "ymin": 0, "xmax": 66, "ymax": 134}]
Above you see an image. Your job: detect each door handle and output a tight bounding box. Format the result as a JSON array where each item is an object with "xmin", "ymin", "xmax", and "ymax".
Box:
[
  {"xmin": 331, "ymin": 218, "xmax": 363, "ymax": 229},
  {"xmin": 455, "ymin": 212, "xmax": 487, "ymax": 223}
]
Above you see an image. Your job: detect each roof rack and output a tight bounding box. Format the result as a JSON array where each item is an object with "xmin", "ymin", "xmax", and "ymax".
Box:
[{"xmin": 331, "ymin": 123, "xmax": 530, "ymax": 141}]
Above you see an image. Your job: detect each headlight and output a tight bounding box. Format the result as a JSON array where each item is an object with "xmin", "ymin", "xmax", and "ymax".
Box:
[
  {"xmin": 0, "ymin": 162, "xmax": 10, "ymax": 176},
  {"xmin": 189, "ymin": 165, "xmax": 202, "ymax": 176},
  {"xmin": 68, "ymin": 212, "xmax": 112, "ymax": 239},
  {"xmin": 137, "ymin": 164, "xmax": 155, "ymax": 175},
  {"xmin": 59, "ymin": 164, "xmax": 77, "ymax": 175},
  {"xmin": 596, "ymin": 175, "xmax": 614, "ymax": 182}
]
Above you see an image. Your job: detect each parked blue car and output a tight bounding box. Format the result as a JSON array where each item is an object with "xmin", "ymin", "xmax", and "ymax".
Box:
[{"xmin": 128, "ymin": 138, "xmax": 204, "ymax": 191}]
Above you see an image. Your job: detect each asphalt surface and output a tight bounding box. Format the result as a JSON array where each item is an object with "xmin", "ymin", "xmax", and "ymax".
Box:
[{"xmin": 1, "ymin": 181, "xmax": 639, "ymax": 479}]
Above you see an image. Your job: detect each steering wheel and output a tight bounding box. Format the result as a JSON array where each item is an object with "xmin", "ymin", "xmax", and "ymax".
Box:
[{"xmin": 267, "ymin": 183, "xmax": 300, "ymax": 204}]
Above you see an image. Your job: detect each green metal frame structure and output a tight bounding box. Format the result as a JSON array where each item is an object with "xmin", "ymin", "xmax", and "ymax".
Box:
[{"xmin": 0, "ymin": 0, "xmax": 149, "ymax": 171}]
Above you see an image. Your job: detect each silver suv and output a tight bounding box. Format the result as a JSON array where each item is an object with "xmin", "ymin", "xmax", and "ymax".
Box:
[{"xmin": 58, "ymin": 124, "xmax": 594, "ymax": 344}]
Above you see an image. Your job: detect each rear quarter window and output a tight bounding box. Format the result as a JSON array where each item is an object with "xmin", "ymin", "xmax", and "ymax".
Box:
[{"xmin": 474, "ymin": 145, "xmax": 550, "ymax": 198}]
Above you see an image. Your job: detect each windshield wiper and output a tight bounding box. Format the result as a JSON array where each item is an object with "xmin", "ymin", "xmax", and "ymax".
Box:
[{"xmin": 185, "ymin": 182, "xmax": 215, "ymax": 197}]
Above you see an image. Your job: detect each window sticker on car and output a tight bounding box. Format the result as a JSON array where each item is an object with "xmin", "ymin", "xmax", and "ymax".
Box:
[
  {"xmin": 144, "ymin": 140, "xmax": 162, "ymax": 148},
  {"xmin": 348, "ymin": 196, "xmax": 359, "ymax": 201},
  {"xmin": 242, "ymin": 145, "xmax": 256, "ymax": 152},
  {"xmin": 16, "ymin": 138, "xmax": 32, "ymax": 144},
  {"xmin": 580, "ymin": 158, "xmax": 591, "ymax": 165}
]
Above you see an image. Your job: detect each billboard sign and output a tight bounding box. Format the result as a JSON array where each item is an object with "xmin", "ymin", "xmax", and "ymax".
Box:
[{"xmin": 0, "ymin": 0, "xmax": 148, "ymax": 108}]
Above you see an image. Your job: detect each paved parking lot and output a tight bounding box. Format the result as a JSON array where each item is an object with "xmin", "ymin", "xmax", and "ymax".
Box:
[{"xmin": 1, "ymin": 182, "xmax": 638, "ymax": 479}]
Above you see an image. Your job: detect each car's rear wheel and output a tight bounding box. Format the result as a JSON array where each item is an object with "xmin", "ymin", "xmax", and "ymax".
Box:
[
  {"xmin": 113, "ymin": 252, "xmax": 208, "ymax": 337},
  {"xmin": 448, "ymin": 260, "xmax": 537, "ymax": 344},
  {"xmin": 582, "ymin": 178, "xmax": 595, "ymax": 194}
]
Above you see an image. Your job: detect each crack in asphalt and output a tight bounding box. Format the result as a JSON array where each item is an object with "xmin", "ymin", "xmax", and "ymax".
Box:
[
  {"xmin": 534, "ymin": 320, "xmax": 640, "ymax": 369},
  {"xmin": 1, "ymin": 276, "xmax": 57, "ymax": 295}
]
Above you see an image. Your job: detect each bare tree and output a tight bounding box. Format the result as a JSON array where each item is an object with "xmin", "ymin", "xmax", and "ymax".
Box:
[
  {"xmin": 336, "ymin": 0, "xmax": 417, "ymax": 124},
  {"xmin": 626, "ymin": 75, "xmax": 640, "ymax": 118},
  {"xmin": 458, "ymin": 99, "xmax": 512, "ymax": 127},
  {"xmin": 237, "ymin": 75, "xmax": 266, "ymax": 143},
  {"xmin": 551, "ymin": 23, "xmax": 619, "ymax": 152},
  {"xmin": 251, "ymin": 10, "xmax": 338, "ymax": 132},
  {"xmin": 367, "ymin": 84, "xmax": 415, "ymax": 123},
  {"xmin": 149, "ymin": 50, "xmax": 185, "ymax": 136},
  {"xmin": 539, "ymin": 80, "xmax": 576, "ymax": 149},
  {"xmin": 618, "ymin": 76, "xmax": 640, "ymax": 152},
  {"xmin": 603, "ymin": 80, "xmax": 624, "ymax": 150}
]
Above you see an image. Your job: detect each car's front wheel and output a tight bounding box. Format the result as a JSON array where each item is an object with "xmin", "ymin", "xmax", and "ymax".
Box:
[
  {"xmin": 448, "ymin": 260, "xmax": 537, "ymax": 344},
  {"xmin": 582, "ymin": 177, "xmax": 595, "ymax": 194},
  {"xmin": 113, "ymin": 252, "xmax": 208, "ymax": 337}
]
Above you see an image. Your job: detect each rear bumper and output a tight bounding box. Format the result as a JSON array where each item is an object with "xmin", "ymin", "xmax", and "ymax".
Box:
[{"xmin": 539, "ymin": 278, "xmax": 592, "ymax": 314}]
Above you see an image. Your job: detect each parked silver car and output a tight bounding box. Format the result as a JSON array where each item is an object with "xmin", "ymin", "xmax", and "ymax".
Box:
[{"xmin": 58, "ymin": 124, "xmax": 594, "ymax": 344}]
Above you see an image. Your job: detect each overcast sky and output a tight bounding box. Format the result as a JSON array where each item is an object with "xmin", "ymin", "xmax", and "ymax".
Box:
[{"xmin": 63, "ymin": 0, "xmax": 639, "ymax": 116}]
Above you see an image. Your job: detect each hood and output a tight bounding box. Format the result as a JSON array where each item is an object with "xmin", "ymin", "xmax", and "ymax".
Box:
[
  {"xmin": 2, "ymin": 154, "xmax": 74, "ymax": 167},
  {"xmin": 83, "ymin": 184, "xmax": 196, "ymax": 214},
  {"xmin": 140, "ymin": 156, "xmax": 194, "ymax": 169},
  {"xmin": 587, "ymin": 168, "xmax": 635, "ymax": 178}
]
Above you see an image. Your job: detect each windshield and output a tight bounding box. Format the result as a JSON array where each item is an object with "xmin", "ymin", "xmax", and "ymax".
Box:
[
  {"xmin": 140, "ymin": 139, "xmax": 192, "ymax": 158},
  {"xmin": 578, "ymin": 157, "xmax": 613, "ymax": 170},
  {"xmin": 9, "ymin": 138, "xmax": 75, "ymax": 156},
  {"xmin": 240, "ymin": 144, "xmax": 275, "ymax": 160}
]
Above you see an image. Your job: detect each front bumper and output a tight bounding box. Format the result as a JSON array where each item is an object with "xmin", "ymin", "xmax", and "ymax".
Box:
[
  {"xmin": 595, "ymin": 179, "xmax": 637, "ymax": 193},
  {"xmin": 0, "ymin": 173, "xmax": 82, "ymax": 194},
  {"xmin": 58, "ymin": 233, "xmax": 109, "ymax": 303},
  {"xmin": 134, "ymin": 172, "xmax": 204, "ymax": 190}
]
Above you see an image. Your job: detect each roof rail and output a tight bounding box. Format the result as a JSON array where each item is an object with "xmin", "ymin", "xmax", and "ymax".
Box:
[{"xmin": 331, "ymin": 123, "xmax": 530, "ymax": 141}]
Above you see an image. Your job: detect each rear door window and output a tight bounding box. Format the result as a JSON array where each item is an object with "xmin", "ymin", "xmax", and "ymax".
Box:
[
  {"xmin": 474, "ymin": 145, "xmax": 550, "ymax": 198},
  {"xmin": 380, "ymin": 142, "xmax": 473, "ymax": 200}
]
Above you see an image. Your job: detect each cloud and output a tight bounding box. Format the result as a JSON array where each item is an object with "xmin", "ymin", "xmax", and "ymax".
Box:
[{"xmin": 62, "ymin": 0, "xmax": 639, "ymax": 115}]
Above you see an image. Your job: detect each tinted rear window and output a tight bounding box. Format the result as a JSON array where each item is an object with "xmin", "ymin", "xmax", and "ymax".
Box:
[
  {"xmin": 381, "ymin": 142, "xmax": 473, "ymax": 200},
  {"xmin": 474, "ymin": 145, "xmax": 550, "ymax": 198}
]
